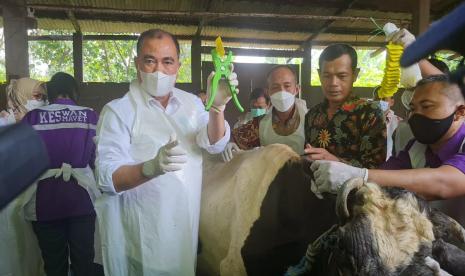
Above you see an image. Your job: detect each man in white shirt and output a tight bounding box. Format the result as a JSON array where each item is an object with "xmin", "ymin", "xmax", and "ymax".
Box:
[
  {"xmin": 230, "ymin": 66, "xmax": 307, "ymax": 157},
  {"xmin": 95, "ymin": 29, "xmax": 232, "ymax": 275},
  {"xmin": 373, "ymin": 87, "xmax": 403, "ymax": 160}
]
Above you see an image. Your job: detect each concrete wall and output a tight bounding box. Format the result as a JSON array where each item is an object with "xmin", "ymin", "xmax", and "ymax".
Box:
[
  {"xmin": 0, "ymin": 82, "xmax": 195, "ymax": 114},
  {"xmin": 0, "ymin": 82, "xmax": 409, "ymax": 123},
  {"xmin": 79, "ymin": 82, "xmax": 197, "ymax": 114},
  {"xmin": 302, "ymin": 86, "xmax": 409, "ymax": 118}
]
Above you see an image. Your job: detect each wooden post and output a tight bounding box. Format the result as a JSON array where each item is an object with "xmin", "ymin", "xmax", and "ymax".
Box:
[
  {"xmin": 412, "ymin": 0, "xmax": 431, "ymax": 36},
  {"xmin": 301, "ymin": 44, "xmax": 312, "ymax": 95},
  {"xmin": 73, "ymin": 31, "xmax": 83, "ymax": 83},
  {"xmin": 191, "ymin": 36, "xmax": 202, "ymax": 91},
  {"xmin": 3, "ymin": 0, "xmax": 29, "ymax": 80}
]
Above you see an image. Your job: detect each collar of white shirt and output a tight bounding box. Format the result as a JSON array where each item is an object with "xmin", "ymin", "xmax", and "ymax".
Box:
[{"xmin": 139, "ymin": 88, "xmax": 182, "ymax": 115}]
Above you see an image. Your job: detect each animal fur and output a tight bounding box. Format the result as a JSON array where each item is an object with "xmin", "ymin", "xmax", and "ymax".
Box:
[
  {"xmin": 351, "ymin": 183, "xmax": 434, "ymax": 272},
  {"xmin": 287, "ymin": 178, "xmax": 465, "ymax": 276}
]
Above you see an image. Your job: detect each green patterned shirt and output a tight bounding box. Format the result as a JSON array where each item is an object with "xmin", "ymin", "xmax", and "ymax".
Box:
[{"xmin": 304, "ymin": 96, "xmax": 387, "ymax": 168}]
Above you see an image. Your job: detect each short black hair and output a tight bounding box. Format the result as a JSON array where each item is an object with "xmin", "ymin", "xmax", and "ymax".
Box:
[
  {"xmin": 416, "ymin": 74, "xmax": 465, "ymax": 103},
  {"xmin": 427, "ymin": 58, "xmax": 450, "ymax": 74},
  {"xmin": 449, "ymin": 66, "xmax": 465, "ymax": 101},
  {"xmin": 136, "ymin": 29, "xmax": 180, "ymax": 57},
  {"xmin": 416, "ymin": 74, "xmax": 449, "ymax": 88},
  {"xmin": 319, "ymin": 43, "xmax": 357, "ymax": 72},
  {"xmin": 46, "ymin": 72, "xmax": 78, "ymax": 102},
  {"xmin": 266, "ymin": 65, "xmax": 298, "ymax": 84},
  {"xmin": 250, "ymin": 87, "xmax": 270, "ymax": 104}
]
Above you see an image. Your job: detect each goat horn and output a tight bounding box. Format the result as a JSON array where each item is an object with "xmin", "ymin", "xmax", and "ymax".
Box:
[{"xmin": 336, "ymin": 177, "xmax": 365, "ymax": 220}]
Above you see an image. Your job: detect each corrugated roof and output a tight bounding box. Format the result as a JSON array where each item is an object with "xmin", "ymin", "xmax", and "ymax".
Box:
[
  {"xmin": 26, "ymin": 0, "xmax": 338, "ymax": 14},
  {"xmin": 31, "ymin": 17, "xmax": 386, "ymax": 45},
  {"xmin": 26, "ymin": 0, "xmax": 197, "ymax": 11},
  {"xmin": 0, "ymin": 0, "xmax": 459, "ymax": 49},
  {"xmin": 37, "ymin": 18, "xmax": 198, "ymax": 36}
]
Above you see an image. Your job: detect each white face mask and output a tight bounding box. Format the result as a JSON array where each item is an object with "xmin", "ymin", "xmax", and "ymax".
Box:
[
  {"xmin": 270, "ymin": 91, "xmax": 295, "ymax": 112},
  {"xmin": 24, "ymin": 99, "xmax": 45, "ymax": 111},
  {"xmin": 139, "ymin": 71, "xmax": 176, "ymax": 97}
]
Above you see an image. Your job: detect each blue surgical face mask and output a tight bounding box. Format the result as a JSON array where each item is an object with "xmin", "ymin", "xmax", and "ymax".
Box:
[
  {"xmin": 25, "ymin": 99, "xmax": 45, "ymax": 111},
  {"xmin": 379, "ymin": 100, "xmax": 390, "ymax": 112},
  {"xmin": 251, "ymin": 108, "xmax": 267, "ymax": 117}
]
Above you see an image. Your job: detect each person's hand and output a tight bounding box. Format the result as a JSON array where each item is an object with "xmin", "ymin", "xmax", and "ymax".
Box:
[
  {"xmin": 304, "ymin": 144, "xmax": 339, "ymax": 161},
  {"xmin": 424, "ymin": 256, "xmax": 452, "ymax": 276},
  {"xmin": 221, "ymin": 142, "xmax": 242, "ymax": 162},
  {"xmin": 0, "ymin": 109, "xmax": 16, "ymax": 125},
  {"xmin": 142, "ymin": 134, "xmax": 188, "ymax": 178},
  {"xmin": 206, "ymin": 65, "xmax": 239, "ymax": 112},
  {"xmin": 310, "ymin": 160, "xmax": 368, "ymax": 194},
  {"xmin": 389, "ymin": 28, "xmax": 416, "ymax": 47}
]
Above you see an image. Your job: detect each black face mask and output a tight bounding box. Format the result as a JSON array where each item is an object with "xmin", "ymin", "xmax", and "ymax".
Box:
[{"xmin": 408, "ymin": 112, "xmax": 456, "ymax": 144}]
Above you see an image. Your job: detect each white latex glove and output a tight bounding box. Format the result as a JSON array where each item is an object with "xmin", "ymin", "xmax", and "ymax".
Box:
[
  {"xmin": 389, "ymin": 28, "xmax": 416, "ymax": 48},
  {"xmin": 221, "ymin": 142, "xmax": 242, "ymax": 162},
  {"xmin": 142, "ymin": 133, "xmax": 188, "ymax": 178},
  {"xmin": 0, "ymin": 110, "xmax": 9, "ymax": 118},
  {"xmin": 401, "ymin": 63, "xmax": 422, "ymax": 88},
  {"xmin": 383, "ymin": 22, "xmax": 399, "ymax": 39},
  {"xmin": 424, "ymin": 256, "xmax": 452, "ymax": 276},
  {"xmin": 206, "ymin": 65, "xmax": 239, "ymax": 112},
  {"xmin": 0, "ymin": 109, "xmax": 16, "ymax": 126},
  {"xmin": 310, "ymin": 160, "xmax": 368, "ymax": 194},
  {"xmin": 310, "ymin": 179, "xmax": 324, "ymax": 199}
]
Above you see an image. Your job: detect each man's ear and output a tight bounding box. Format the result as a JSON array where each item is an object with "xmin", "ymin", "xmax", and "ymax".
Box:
[
  {"xmin": 456, "ymin": 105, "xmax": 465, "ymax": 120},
  {"xmin": 296, "ymin": 84, "xmax": 301, "ymax": 95},
  {"xmin": 353, "ymin": 68, "xmax": 361, "ymax": 82}
]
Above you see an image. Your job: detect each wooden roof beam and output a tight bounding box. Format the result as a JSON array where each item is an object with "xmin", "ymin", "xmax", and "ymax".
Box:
[
  {"xmin": 301, "ymin": 0, "xmax": 357, "ymax": 49},
  {"xmin": 27, "ymin": 34, "xmax": 385, "ymax": 47},
  {"xmin": 195, "ymin": 0, "xmax": 213, "ymax": 37},
  {"xmin": 28, "ymin": 4, "xmax": 407, "ymax": 23},
  {"xmin": 66, "ymin": 10, "xmax": 81, "ymax": 33},
  {"xmin": 289, "ymin": 0, "xmax": 358, "ymax": 61}
]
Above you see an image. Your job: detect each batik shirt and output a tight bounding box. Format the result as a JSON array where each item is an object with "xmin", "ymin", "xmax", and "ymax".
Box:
[{"xmin": 304, "ymin": 96, "xmax": 386, "ymax": 168}]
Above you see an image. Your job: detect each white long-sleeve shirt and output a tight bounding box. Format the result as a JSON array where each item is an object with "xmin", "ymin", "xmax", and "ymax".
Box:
[{"xmin": 95, "ymin": 86, "xmax": 230, "ymax": 194}]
